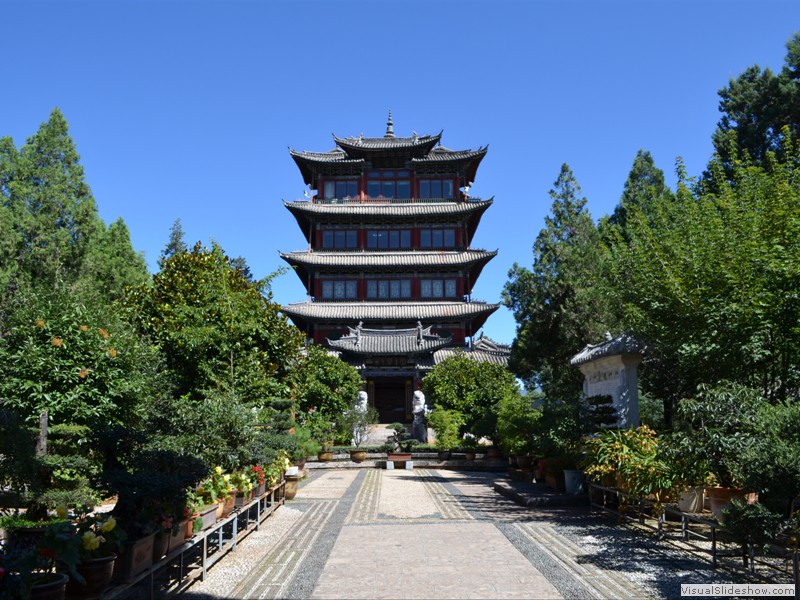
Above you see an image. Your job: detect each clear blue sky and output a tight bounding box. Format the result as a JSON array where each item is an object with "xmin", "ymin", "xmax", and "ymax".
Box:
[{"xmin": 3, "ymin": 1, "xmax": 798, "ymax": 345}]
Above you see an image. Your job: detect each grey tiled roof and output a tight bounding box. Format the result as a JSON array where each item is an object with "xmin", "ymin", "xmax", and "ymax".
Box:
[
  {"xmin": 411, "ymin": 146, "xmax": 488, "ymax": 164},
  {"xmin": 279, "ymin": 249, "xmax": 497, "ymax": 269},
  {"xmin": 283, "ymin": 198, "xmax": 493, "ymax": 218},
  {"xmin": 434, "ymin": 336, "xmax": 511, "ymax": 367},
  {"xmin": 327, "ymin": 323, "xmax": 452, "ymax": 356},
  {"xmin": 569, "ymin": 333, "xmax": 646, "ymax": 366},
  {"xmin": 333, "ymin": 132, "xmax": 442, "ymax": 151},
  {"xmin": 282, "ymin": 301, "xmax": 499, "ymax": 322}
]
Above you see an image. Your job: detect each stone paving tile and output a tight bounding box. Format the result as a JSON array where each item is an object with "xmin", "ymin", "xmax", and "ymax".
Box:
[
  {"xmin": 310, "ymin": 521, "xmax": 562, "ymax": 600},
  {"xmin": 299, "ymin": 470, "xmax": 359, "ymax": 499}
]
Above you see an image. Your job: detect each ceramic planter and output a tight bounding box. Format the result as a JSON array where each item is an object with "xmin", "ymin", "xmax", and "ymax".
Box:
[
  {"xmin": 114, "ymin": 532, "xmax": 155, "ymax": 582},
  {"xmin": 349, "ymin": 449, "xmax": 367, "ymax": 463},
  {"xmin": 196, "ymin": 504, "xmax": 217, "ymax": 531},
  {"xmin": 168, "ymin": 521, "xmax": 188, "ymax": 552},
  {"xmin": 707, "ymin": 486, "xmax": 758, "ymax": 521},
  {"xmin": 30, "ymin": 573, "xmax": 68, "ymax": 600},
  {"xmin": 66, "ymin": 554, "xmax": 116, "ymax": 599},
  {"xmin": 152, "ymin": 532, "xmax": 169, "ymax": 561},
  {"xmin": 677, "ymin": 486, "xmax": 705, "ymax": 513},
  {"xmin": 317, "ymin": 451, "xmax": 334, "ymax": 462},
  {"xmin": 284, "ymin": 475, "xmax": 301, "ymax": 500},
  {"xmin": 564, "ymin": 469, "xmax": 585, "ymax": 495}
]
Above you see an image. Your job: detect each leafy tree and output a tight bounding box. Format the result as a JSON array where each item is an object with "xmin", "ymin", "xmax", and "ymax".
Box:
[
  {"xmin": 422, "ymin": 352, "xmax": 520, "ymax": 440},
  {"xmin": 0, "ymin": 286, "xmax": 163, "ymax": 427},
  {"xmin": 293, "ymin": 343, "xmax": 362, "ymax": 419},
  {"xmin": 711, "ymin": 32, "xmax": 800, "ymax": 176},
  {"xmin": 610, "ymin": 137, "xmax": 800, "ymax": 413},
  {"xmin": 503, "ymin": 164, "xmax": 615, "ymax": 401},
  {"xmin": 126, "ymin": 241, "xmax": 303, "ymax": 404}
]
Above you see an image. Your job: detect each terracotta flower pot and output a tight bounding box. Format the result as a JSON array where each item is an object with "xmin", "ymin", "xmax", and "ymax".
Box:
[
  {"xmin": 317, "ymin": 451, "xmax": 334, "ymax": 462},
  {"xmin": 152, "ymin": 532, "xmax": 169, "ymax": 561},
  {"xmin": 349, "ymin": 449, "xmax": 367, "ymax": 463},
  {"xmin": 66, "ymin": 554, "xmax": 116, "ymax": 600},
  {"xmin": 30, "ymin": 573, "xmax": 68, "ymax": 600},
  {"xmin": 707, "ymin": 486, "xmax": 758, "ymax": 521}
]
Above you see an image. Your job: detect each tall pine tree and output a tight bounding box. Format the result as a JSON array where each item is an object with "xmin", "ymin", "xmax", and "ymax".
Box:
[{"xmin": 503, "ymin": 164, "xmax": 614, "ymax": 401}]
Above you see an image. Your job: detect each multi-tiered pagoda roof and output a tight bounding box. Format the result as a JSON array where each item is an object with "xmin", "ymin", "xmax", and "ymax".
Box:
[{"xmin": 280, "ymin": 114, "xmax": 507, "ymax": 420}]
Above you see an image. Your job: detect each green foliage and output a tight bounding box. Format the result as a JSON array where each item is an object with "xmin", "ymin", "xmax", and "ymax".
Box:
[
  {"xmin": 381, "ymin": 422, "xmax": 419, "ymax": 453},
  {"xmin": 0, "ymin": 109, "xmax": 103, "ymax": 293},
  {"xmin": 0, "ymin": 287, "xmax": 161, "ymax": 427},
  {"xmin": 711, "ymin": 32, "xmax": 800, "ymax": 176},
  {"xmin": 126, "ymin": 241, "xmax": 303, "ymax": 404},
  {"xmin": 293, "ymin": 344, "xmax": 362, "ymax": 419},
  {"xmin": 338, "ymin": 405, "xmax": 379, "ymax": 448},
  {"xmin": 426, "ymin": 409, "xmax": 464, "ymax": 452},
  {"xmin": 609, "ymin": 137, "xmax": 800, "ymax": 410},
  {"xmin": 422, "ymin": 351, "xmax": 519, "ymax": 440},
  {"xmin": 585, "ymin": 394, "xmax": 618, "ymax": 431},
  {"xmin": 495, "ymin": 392, "xmax": 541, "ymax": 455},
  {"xmin": 503, "ymin": 163, "xmax": 616, "ymax": 400},
  {"xmin": 90, "ymin": 426, "xmax": 207, "ymax": 538},
  {"xmin": 676, "ymin": 382, "xmax": 762, "ymax": 487},
  {"xmin": 79, "ymin": 217, "xmax": 149, "ymax": 301},
  {"xmin": 144, "ymin": 389, "xmax": 259, "ymax": 471},
  {"xmin": 581, "ymin": 425, "xmax": 673, "ymax": 501},
  {"xmin": 722, "ymin": 500, "xmax": 786, "ymax": 565},
  {"xmin": 740, "ymin": 400, "xmax": 800, "ymax": 515}
]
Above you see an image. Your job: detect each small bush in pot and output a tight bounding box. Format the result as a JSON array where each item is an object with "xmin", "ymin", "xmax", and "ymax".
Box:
[
  {"xmin": 381, "ymin": 423, "xmax": 419, "ymax": 455},
  {"xmin": 722, "ymin": 500, "xmax": 786, "ymax": 569},
  {"xmin": 427, "ymin": 409, "xmax": 464, "ymax": 457}
]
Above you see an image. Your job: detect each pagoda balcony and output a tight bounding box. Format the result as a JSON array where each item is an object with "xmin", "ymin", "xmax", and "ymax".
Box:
[{"xmin": 303, "ymin": 196, "xmax": 475, "ymax": 205}]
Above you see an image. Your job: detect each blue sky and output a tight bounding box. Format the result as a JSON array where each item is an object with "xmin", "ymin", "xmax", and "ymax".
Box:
[{"xmin": 3, "ymin": 1, "xmax": 798, "ymax": 345}]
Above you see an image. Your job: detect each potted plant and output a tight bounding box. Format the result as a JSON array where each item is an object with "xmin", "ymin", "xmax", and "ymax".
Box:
[
  {"xmin": 339, "ymin": 404, "xmax": 379, "ymax": 463},
  {"xmin": 460, "ymin": 435, "xmax": 480, "ymax": 462},
  {"xmin": 427, "ymin": 409, "xmax": 464, "ymax": 460},
  {"xmin": 66, "ymin": 513, "xmax": 126, "ymax": 599},
  {"xmin": 381, "ymin": 423, "xmax": 419, "ymax": 468},
  {"xmin": 0, "ymin": 521, "xmax": 78, "ymax": 600},
  {"xmin": 678, "ymin": 382, "xmax": 761, "ymax": 520},
  {"xmin": 660, "ymin": 432, "xmax": 711, "ymax": 513},
  {"xmin": 721, "ymin": 500, "xmax": 786, "ymax": 570},
  {"xmin": 496, "ymin": 392, "xmax": 542, "ymax": 468},
  {"xmin": 231, "ymin": 470, "xmax": 255, "ymax": 507}
]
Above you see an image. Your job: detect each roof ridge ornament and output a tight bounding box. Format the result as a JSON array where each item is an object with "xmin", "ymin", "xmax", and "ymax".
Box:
[{"xmin": 385, "ymin": 109, "xmax": 395, "ymax": 138}]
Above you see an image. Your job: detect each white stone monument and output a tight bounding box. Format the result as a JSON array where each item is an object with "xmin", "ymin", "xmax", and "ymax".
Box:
[{"xmin": 569, "ymin": 333, "xmax": 646, "ymax": 429}]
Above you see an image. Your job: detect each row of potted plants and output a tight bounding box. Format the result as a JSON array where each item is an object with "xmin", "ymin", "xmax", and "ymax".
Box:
[{"xmin": 0, "ymin": 450, "xmax": 293, "ymax": 599}]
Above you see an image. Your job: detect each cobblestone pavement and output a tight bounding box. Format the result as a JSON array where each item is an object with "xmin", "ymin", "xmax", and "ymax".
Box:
[{"xmin": 186, "ymin": 469, "xmax": 727, "ymax": 599}]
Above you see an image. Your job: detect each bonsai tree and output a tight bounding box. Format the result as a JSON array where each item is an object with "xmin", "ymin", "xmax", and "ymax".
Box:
[
  {"xmin": 585, "ymin": 394, "xmax": 619, "ymax": 431},
  {"xmin": 427, "ymin": 409, "xmax": 464, "ymax": 453},
  {"xmin": 722, "ymin": 500, "xmax": 786, "ymax": 569},
  {"xmin": 381, "ymin": 423, "xmax": 419, "ymax": 454}
]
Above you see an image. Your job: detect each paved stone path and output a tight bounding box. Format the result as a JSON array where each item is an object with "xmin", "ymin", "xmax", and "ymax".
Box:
[{"xmin": 187, "ymin": 468, "xmax": 675, "ymax": 599}]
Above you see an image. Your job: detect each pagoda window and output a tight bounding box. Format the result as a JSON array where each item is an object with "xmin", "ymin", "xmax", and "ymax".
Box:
[
  {"xmin": 419, "ymin": 179, "xmax": 454, "ymax": 199},
  {"xmin": 367, "ymin": 229, "xmax": 411, "ymax": 249},
  {"xmin": 322, "ymin": 230, "xmax": 358, "ymax": 249},
  {"xmin": 321, "ymin": 279, "xmax": 358, "ymax": 299},
  {"xmin": 323, "ymin": 180, "xmax": 358, "ymax": 200},
  {"xmin": 419, "ymin": 228, "xmax": 456, "ymax": 248},
  {"xmin": 366, "ymin": 279, "xmax": 412, "ymax": 299},
  {"xmin": 420, "ymin": 278, "xmax": 458, "ymax": 298},
  {"xmin": 366, "ymin": 171, "xmax": 411, "ymax": 199}
]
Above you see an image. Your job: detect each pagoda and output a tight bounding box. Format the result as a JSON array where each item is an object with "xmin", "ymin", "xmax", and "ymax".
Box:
[{"xmin": 281, "ymin": 113, "xmax": 507, "ymax": 422}]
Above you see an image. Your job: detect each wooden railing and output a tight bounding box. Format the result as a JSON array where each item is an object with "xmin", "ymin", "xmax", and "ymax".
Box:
[{"xmin": 106, "ymin": 481, "xmax": 286, "ymax": 598}]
